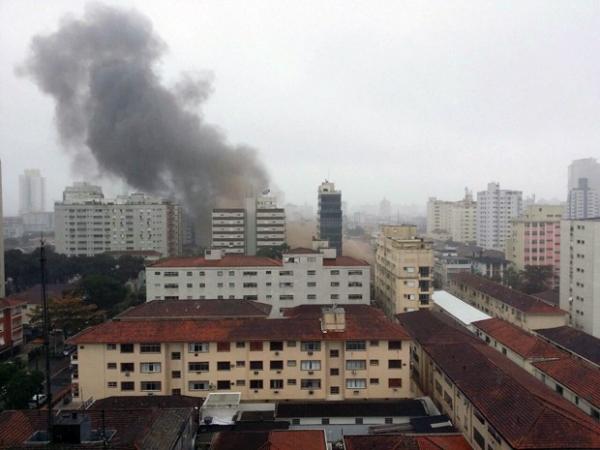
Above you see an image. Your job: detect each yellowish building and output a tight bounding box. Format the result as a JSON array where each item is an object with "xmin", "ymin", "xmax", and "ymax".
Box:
[
  {"xmin": 375, "ymin": 225, "xmax": 434, "ymax": 316},
  {"xmin": 68, "ymin": 304, "xmax": 411, "ymax": 403}
]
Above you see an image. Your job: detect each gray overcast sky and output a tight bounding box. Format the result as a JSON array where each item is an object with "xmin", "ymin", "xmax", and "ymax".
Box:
[{"xmin": 1, "ymin": 0, "xmax": 599, "ymax": 215}]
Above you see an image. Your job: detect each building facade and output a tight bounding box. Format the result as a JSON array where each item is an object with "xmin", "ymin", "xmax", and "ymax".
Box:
[
  {"xmin": 374, "ymin": 225, "xmax": 434, "ymax": 316},
  {"xmin": 68, "ymin": 305, "xmax": 411, "ymax": 403},
  {"xmin": 566, "ymin": 158, "xmax": 600, "ymax": 219},
  {"xmin": 505, "ymin": 204, "xmax": 563, "ymax": 286},
  {"xmin": 146, "ymin": 249, "xmax": 370, "ymax": 315},
  {"xmin": 476, "ymin": 182, "xmax": 523, "ymax": 251},
  {"xmin": 0, "ymin": 161, "xmax": 4, "ymax": 297},
  {"xmin": 318, "ymin": 181, "xmax": 342, "ymax": 255},
  {"xmin": 559, "ymin": 219, "xmax": 600, "ymax": 337},
  {"xmin": 55, "ymin": 184, "xmax": 182, "ymax": 257},
  {"xmin": 426, "ymin": 190, "xmax": 477, "ymax": 243},
  {"xmin": 18, "ymin": 169, "xmax": 45, "ymax": 215},
  {"xmin": 0, "ymin": 298, "xmax": 25, "ymax": 356},
  {"xmin": 211, "ymin": 209, "xmax": 246, "ymax": 254}
]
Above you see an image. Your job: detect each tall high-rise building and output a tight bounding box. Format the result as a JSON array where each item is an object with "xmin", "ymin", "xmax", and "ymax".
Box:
[
  {"xmin": 211, "ymin": 192, "xmax": 286, "ymax": 255},
  {"xmin": 0, "ymin": 161, "xmax": 4, "ymax": 297},
  {"xmin": 505, "ymin": 204, "xmax": 564, "ymax": 287},
  {"xmin": 55, "ymin": 183, "xmax": 182, "ymax": 257},
  {"xmin": 426, "ymin": 189, "xmax": 476, "ymax": 243},
  {"xmin": 566, "ymin": 158, "xmax": 600, "ymax": 219},
  {"xmin": 374, "ymin": 225, "xmax": 433, "ymax": 316},
  {"xmin": 317, "ymin": 181, "xmax": 342, "ymax": 254},
  {"xmin": 476, "ymin": 182, "xmax": 523, "ymax": 251},
  {"xmin": 18, "ymin": 169, "xmax": 45, "ymax": 215},
  {"xmin": 560, "ymin": 218, "xmax": 600, "ymax": 337}
]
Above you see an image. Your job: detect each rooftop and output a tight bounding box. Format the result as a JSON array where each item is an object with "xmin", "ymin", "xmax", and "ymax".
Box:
[
  {"xmin": 450, "ymin": 273, "xmax": 567, "ymax": 315},
  {"xmin": 397, "ymin": 310, "xmax": 600, "ymax": 449},
  {"xmin": 211, "ymin": 430, "xmax": 326, "ymax": 450},
  {"xmin": 118, "ymin": 299, "xmax": 272, "ymax": 320},
  {"xmin": 275, "ymin": 400, "xmax": 426, "ymax": 418},
  {"xmin": 344, "ymin": 434, "xmax": 472, "ymax": 450},
  {"xmin": 432, "ymin": 290, "xmax": 491, "ymax": 325},
  {"xmin": 6, "ymin": 283, "xmax": 72, "ymax": 306},
  {"xmin": 472, "ymin": 318, "xmax": 564, "ymax": 360},
  {"xmin": 531, "ymin": 289, "xmax": 560, "ymax": 306},
  {"xmin": 70, "ymin": 305, "xmax": 409, "ymax": 344},
  {"xmin": 89, "ymin": 395, "xmax": 202, "ymax": 410},
  {"xmin": 150, "ymin": 253, "xmax": 369, "ymax": 268},
  {"xmin": 535, "ymin": 326, "xmax": 600, "ymax": 367}
]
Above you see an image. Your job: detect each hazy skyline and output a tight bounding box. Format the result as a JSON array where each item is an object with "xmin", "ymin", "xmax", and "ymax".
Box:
[{"xmin": 1, "ymin": 1, "xmax": 599, "ymax": 215}]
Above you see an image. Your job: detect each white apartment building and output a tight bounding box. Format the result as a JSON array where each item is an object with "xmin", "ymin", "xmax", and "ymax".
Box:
[
  {"xmin": 476, "ymin": 182, "xmax": 523, "ymax": 251},
  {"xmin": 146, "ymin": 249, "xmax": 370, "ymax": 315},
  {"xmin": 211, "ymin": 193, "xmax": 286, "ymax": 255},
  {"xmin": 55, "ymin": 183, "xmax": 182, "ymax": 257},
  {"xmin": 18, "ymin": 169, "xmax": 45, "ymax": 215},
  {"xmin": 426, "ymin": 190, "xmax": 476, "ymax": 243},
  {"xmin": 566, "ymin": 158, "xmax": 600, "ymax": 219},
  {"xmin": 560, "ymin": 219, "xmax": 600, "ymax": 337}
]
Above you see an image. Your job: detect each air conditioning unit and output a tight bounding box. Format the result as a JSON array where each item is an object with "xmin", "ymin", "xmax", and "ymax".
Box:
[
  {"xmin": 308, "ymin": 351, "xmax": 314, "ymax": 356},
  {"xmin": 274, "ymin": 390, "xmax": 279, "ymax": 394},
  {"xmin": 309, "ymin": 390, "xmax": 314, "ymax": 395},
  {"xmin": 308, "ymin": 371, "xmax": 314, "ymax": 375},
  {"xmin": 393, "ymin": 388, "xmax": 398, "ymax": 392},
  {"xmin": 194, "ymin": 353, "xmax": 199, "ymax": 357},
  {"xmin": 275, "ymin": 351, "xmax": 280, "ymax": 356},
  {"xmin": 254, "ymin": 371, "xmax": 259, "ymax": 375},
  {"xmin": 125, "ymin": 372, "xmax": 131, "ymax": 377},
  {"xmin": 254, "ymin": 389, "xmax": 259, "ymax": 393},
  {"xmin": 353, "ymin": 390, "xmax": 359, "ymax": 395},
  {"xmin": 352, "ymin": 370, "xmax": 357, "ymax": 375},
  {"xmin": 277, "ymin": 370, "xmax": 281, "ymax": 374}
]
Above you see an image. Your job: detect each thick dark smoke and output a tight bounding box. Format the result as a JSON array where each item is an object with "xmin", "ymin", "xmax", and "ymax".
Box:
[{"xmin": 20, "ymin": 4, "xmax": 269, "ymax": 243}]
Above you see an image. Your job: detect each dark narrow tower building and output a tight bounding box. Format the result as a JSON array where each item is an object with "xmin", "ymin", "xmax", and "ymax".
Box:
[{"xmin": 318, "ymin": 180, "xmax": 342, "ymax": 255}]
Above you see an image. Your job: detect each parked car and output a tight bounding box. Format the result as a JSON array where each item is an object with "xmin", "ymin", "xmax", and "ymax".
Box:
[
  {"xmin": 29, "ymin": 393, "xmax": 47, "ymax": 409},
  {"xmin": 62, "ymin": 345, "xmax": 76, "ymax": 357}
]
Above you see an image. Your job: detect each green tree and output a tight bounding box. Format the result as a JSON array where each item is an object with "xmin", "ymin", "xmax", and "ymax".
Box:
[
  {"xmin": 79, "ymin": 274, "xmax": 128, "ymax": 311},
  {"xmin": 503, "ymin": 266, "xmax": 523, "ymax": 290},
  {"xmin": 521, "ymin": 265, "xmax": 553, "ymax": 294},
  {"xmin": 0, "ymin": 361, "xmax": 44, "ymax": 410},
  {"xmin": 29, "ymin": 295, "xmax": 105, "ymax": 338},
  {"xmin": 256, "ymin": 243, "xmax": 291, "ymax": 259}
]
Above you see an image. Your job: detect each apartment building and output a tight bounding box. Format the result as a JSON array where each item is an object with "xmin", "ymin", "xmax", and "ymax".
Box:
[
  {"xmin": 146, "ymin": 248, "xmax": 370, "ymax": 314},
  {"xmin": 396, "ymin": 310, "xmax": 600, "ymax": 450},
  {"xmin": 68, "ymin": 305, "xmax": 411, "ymax": 403},
  {"xmin": 18, "ymin": 169, "xmax": 45, "ymax": 215},
  {"xmin": 566, "ymin": 158, "xmax": 600, "ymax": 219},
  {"xmin": 55, "ymin": 183, "xmax": 182, "ymax": 257},
  {"xmin": 505, "ymin": 204, "xmax": 563, "ymax": 286},
  {"xmin": 0, "ymin": 298, "xmax": 25, "ymax": 356},
  {"xmin": 476, "ymin": 182, "xmax": 523, "ymax": 251},
  {"xmin": 211, "ymin": 193, "xmax": 286, "ymax": 255},
  {"xmin": 559, "ymin": 218, "xmax": 600, "ymax": 337},
  {"xmin": 375, "ymin": 225, "xmax": 433, "ymax": 316},
  {"xmin": 426, "ymin": 190, "xmax": 477, "ymax": 243},
  {"xmin": 472, "ymin": 318, "xmax": 600, "ymax": 420},
  {"xmin": 447, "ymin": 273, "xmax": 567, "ymax": 331},
  {"xmin": 318, "ymin": 181, "xmax": 342, "ymax": 255}
]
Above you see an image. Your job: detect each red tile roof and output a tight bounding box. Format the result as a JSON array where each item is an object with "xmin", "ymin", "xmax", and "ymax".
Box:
[
  {"xmin": 151, "ymin": 255, "xmax": 282, "ymax": 268},
  {"xmin": 532, "ymin": 357, "xmax": 600, "ymax": 408},
  {"xmin": 322, "ymin": 256, "xmax": 369, "ymax": 266},
  {"xmin": 286, "ymin": 247, "xmax": 320, "ymax": 254},
  {"xmin": 282, "ymin": 304, "xmax": 376, "ymax": 318},
  {"xmin": 0, "ymin": 297, "xmax": 26, "ymax": 310},
  {"xmin": 472, "ymin": 318, "xmax": 565, "ymax": 360},
  {"xmin": 69, "ymin": 305, "xmax": 409, "ymax": 344},
  {"xmin": 450, "ymin": 273, "xmax": 567, "ymax": 315},
  {"xmin": 211, "ymin": 430, "xmax": 326, "ymax": 450},
  {"xmin": 344, "ymin": 434, "xmax": 472, "ymax": 450},
  {"xmin": 6, "ymin": 284, "xmax": 72, "ymax": 306},
  {"xmin": 118, "ymin": 299, "xmax": 272, "ymax": 320},
  {"xmin": 535, "ymin": 326, "xmax": 600, "ymax": 367},
  {"xmin": 397, "ymin": 310, "xmax": 600, "ymax": 449}
]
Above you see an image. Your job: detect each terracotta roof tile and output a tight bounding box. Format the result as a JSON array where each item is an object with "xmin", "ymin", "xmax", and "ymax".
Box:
[
  {"xmin": 286, "ymin": 247, "xmax": 320, "ymax": 254},
  {"xmin": 118, "ymin": 299, "xmax": 272, "ymax": 320},
  {"xmin": 322, "ymin": 256, "xmax": 369, "ymax": 266},
  {"xmin": 535, "ymin": 326, "xmax": 600, "ymax": 366},
  {"xmin": 344, "ymin": 434, "xmax": 472, "ymax": 450},
  {"xmin": 472, "ymin": 318, "xmax": 565, "ymax": 360},
  {"xmin": 211, "ymin": 430, "xmax": 326, "ymax": 450},
  {"xmin": 151, "ymin": 255, "xmax": 282, "ymax": 268},
  {"xmin": 451, "ymin": 273, "xmax": 567, "ymax": 315}
]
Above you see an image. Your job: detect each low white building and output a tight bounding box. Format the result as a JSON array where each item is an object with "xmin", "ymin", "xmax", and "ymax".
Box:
[{"xmin": 146, "ymin": 248, "xmax": 370, "ymax": 315}]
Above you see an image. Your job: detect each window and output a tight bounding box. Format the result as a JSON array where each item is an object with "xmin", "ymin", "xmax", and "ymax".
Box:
[
  {"xmin": 217, "ymin": 380, "xmax": 231, "ymax": 390},
  {"xmin": 236, "ymin": 341, "xmax": 245, "ymax": 348},
  {"xmin": 301, "ymin": 341, "xmax": 321, "ymax": 352},
  {"xmin": 330, "ymin": 294, "xmax": 339, "ymax": 300},
  {"xmin": 270, "ymin": 360, "xmax": 284, "ymax": 370},
  {"xmin": 121, "ymin": 381, "xmax": 134, "ymax": 391},
  {"xmin": 301, "ymin": 379, "xmax": 321, "ymax": 389},
  {"xmin": 370, "ymin": 359, "xmax": 379, "ymax": 366},
  {"xmin": 330, "ymin": 386, "xmax": 340, "ymax": 394},
  {"xmin": 217, "ymin": 342, "xmax": 231, "ymax": 352},
  {"xmin": 330, "ymin": 281, "xmax": 340, "ymax": 287},
  {"xmin": 346, "ymin": 379, "xmax": 366, "ymax": 389},
  {"xmin": 140, "ymin": 343, "xmax": 161, "ymax": 353},
  {"xmin": 307, "ymin": 294, "xmax": 317, "ymax": 300},
  {"xmin": 384, "ymin": 417, "xmax": 393, "ymax": 424},
  {"xmin": 370, "ymin": 378, "xmax": 379, "ymax": 385},
  {"xmin": 250, "ymin": 341, "xmax": 263, "ymax": 351},
  {"xmin": 141, "ymin": 381, "xmax": 161, "ymax": 391},
  {"xmin": 171, "ymin": 352, "xmax": 181, "ymax": 360},
  {"xmin": 280, "ymin": 271, "xmax": 294, "ymax": 276},
  {"xmin": 270, "ymin": 341, "xmax": 284, "ymax": 351},
  {"xmin": 172, "ymin": 370, "xmax": 181, "ymax": 378},
  {"xmin": 236, "ymin": 380, "xmax": 246, "ymax": 386},
  {"xmin": 120, "ymin": 363, "xmax": 134, "ymax": 372},
  {"xmin": 388, "ymin": 360, "xmax": 402, "ymax": 369},
  {"xmin": 370, "ymin": 340, "xmax": 379, "ymax": 346},
  {"xmin": 355, "ymin": 418, "xmax": 363, "ymax": 424},
  {"xmin": 189, "ymin": 380, "xmax": 210, "ymax": 391},
  {"xmin": 228, "ymin": 271, "xmax": 235, "ymax": 276},
  {"xmin": 389, "ymin": 378, "xmax": 403, "ymax": 388},
  {"xmin": 120, "ymin": 343, "xmax": 134, "ymax": 353},
  {"xmin": 388, "ymin": 341, "xmax": 402, "ymax": 350},
  {"xmin": 330, "ymin": 350, "xmax": 339, "ymax": 358},
  {"xmin": 300, "ymin": 360, "xmax": 321, "ymax": 371},
  {"xmin": 107, "ymin": 344, "xmax": 117, "ymax": 350},
  {"xmin": 164, "ymin": 271, "xmax": 179, "ymax": 277},
  {"xmin": 473, "ymin": 428, "xmax": 485, "ymax": 449},
  {"xmin": 556, "ymin": 384, "xmax": 564, "ymax": 395},
  {"xmin": 188, "ymin": 342, "xmax": 209, "ymax": 353},
  {"xmin": 243, "ymin": 271, "xmax": 258, "ymax": 276},
  {"xmin": 250, "ymin": 361, "xmax": 263, "ymax": 370},
  {"xmin": 188, "ymin": 362, "xmax": 209, "ymax": 372},
  {"xmin": 287, "ymin": 379, "xmax": 297, "ymax": 385},
  {"xmin": 140, "ymin": 362, "xmax": 161, "ymax": 373},
  {"xmin": 236, "ymin": 361, "xmax": 245, "ymax": 368},
  {"xmin": 107, "ymin": 362, "xmax": 117, "ymax": 369},
  {"xmin": 279, "ymin": 294, "xmax": 294, "ymax": 301},
  {"xmin": 330, "ymin": 270, "xmax": 340, "ymax": 275},
  {"xmin": 270, "ymin": 379, "xmax": 284, "ymax": 389},
  {"xmin": 287, "ymin": 360, "xmax": 297, "ymax": 367},
  {"xmin": 250, "ymin": 380, "xmax": 264, "ymax": 390},
  {"xmin": 107, "ymin": 382, "xmax": 117, "ymax": 388},
  {"xmin": 345, "ymin": 341, "xmax": 366, "ymax": 351},
  {"xmin": 307, "ymin": 270, "xmax": 316, "ymax": 276},
  {"xmin": 346, "ymin": 360, "xmax": 366, "ymax": 370},
  {"xmin": 287, "ymin": 341, "xmax": 297, "ymax": 347},
  {"xmin": 217, "ymin": 361, "xmax": 231, "ymax": 371}
]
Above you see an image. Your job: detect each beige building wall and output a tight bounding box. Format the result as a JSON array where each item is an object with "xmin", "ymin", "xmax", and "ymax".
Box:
[
  {"xmin": 426, "ymin": 192, "xmax": 476, "ymax": 243},
  {"xmin": 375, "ymin": 226, "xmax": 434, "ymax": 316}
]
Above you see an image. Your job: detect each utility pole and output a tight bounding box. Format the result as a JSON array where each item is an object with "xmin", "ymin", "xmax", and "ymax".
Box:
[{"xmin": 40, "ymin": 238, "xmax": 53, "ymax": 441}]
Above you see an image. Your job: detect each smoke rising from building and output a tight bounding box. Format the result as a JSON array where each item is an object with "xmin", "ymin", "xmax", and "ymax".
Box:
[{"xmin": 20, "ymin": 4, "xmax": 269, "ymax": 242}]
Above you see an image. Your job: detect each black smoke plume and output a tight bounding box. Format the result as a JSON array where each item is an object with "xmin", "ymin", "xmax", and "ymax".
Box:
[{"xmin": 20, "ymin": 4, "xmax": 269, "ymax": 243}]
